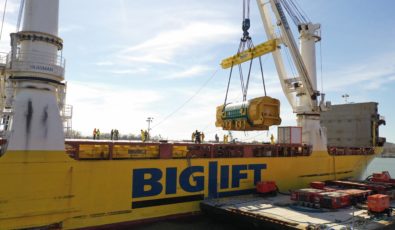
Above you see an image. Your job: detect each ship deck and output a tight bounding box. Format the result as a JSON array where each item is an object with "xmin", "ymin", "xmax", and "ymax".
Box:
[{"xmin": 200, "ymin": 194, "xmax": 395, "ymax": 230}]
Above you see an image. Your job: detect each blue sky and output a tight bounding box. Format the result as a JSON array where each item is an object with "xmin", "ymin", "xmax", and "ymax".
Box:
[{"xmin": 0, "ymin": 0, "xmax": 394, "ymax": 143}]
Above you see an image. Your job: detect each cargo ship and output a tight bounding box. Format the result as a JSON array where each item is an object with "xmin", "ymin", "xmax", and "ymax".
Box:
[{"xmin": 0, "ymin": 0, "xmax": 386, "ymax": 229}]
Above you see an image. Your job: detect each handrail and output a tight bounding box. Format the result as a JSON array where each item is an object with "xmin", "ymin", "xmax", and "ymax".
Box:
[
  {"xmin": 0, "ymin": 52, "xmax": 7, "ymax": 65},
  {"xmin": 64, "ymin": 140, "xmax": 314, "ymax": 160},
  {"xmin": 7, "ymin": 50, "xmax": 65, "ymax": 67}
]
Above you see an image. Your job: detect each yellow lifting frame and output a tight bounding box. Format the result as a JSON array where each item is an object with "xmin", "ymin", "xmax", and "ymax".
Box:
[{"xmin": 220, "ymin": 39, "xmax": 278, "ymax": 69}]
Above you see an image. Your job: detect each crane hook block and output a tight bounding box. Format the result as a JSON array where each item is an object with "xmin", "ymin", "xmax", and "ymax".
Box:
[
  {"xmin": 215, "ymin": 96, "xmax": 281, "ymax": 131},
  {"xmin": 220, "ymin": 39, "xmax": 278, "ymax": 69}
]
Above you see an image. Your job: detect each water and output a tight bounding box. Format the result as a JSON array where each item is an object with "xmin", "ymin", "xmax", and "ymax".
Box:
[
  {"xmin": 134, "ymin": 157, "xmax": 395, "ymax": 230},
  {"xmin": 364, "ymin": 156, "xmax": 395, "ymax": 177}
]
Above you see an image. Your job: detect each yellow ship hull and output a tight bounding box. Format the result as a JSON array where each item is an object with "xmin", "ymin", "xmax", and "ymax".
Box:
[{"xmin": 0, "ymin": 147, "xmax": 381, "ymax": 229}]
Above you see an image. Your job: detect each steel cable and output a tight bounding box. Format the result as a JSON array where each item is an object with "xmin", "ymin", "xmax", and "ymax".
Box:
[
  {"xmin": 152, "ymin": 68, "xmax": 219, "ymax": 129},
  {"xmin": 0, "ymin": 0, "xmax": 8, "ymax": 40}
]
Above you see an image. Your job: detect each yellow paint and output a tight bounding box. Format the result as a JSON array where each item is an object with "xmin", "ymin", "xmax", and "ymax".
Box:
[
  {"xmin": 215, "ymin": 96, "xmax": 281, "ymax": 131},
  {"xmin": 220, "ymin": 39, "xmax": 278, "ymax": 69},
  {"xmin": 172, "ymin": 145, "xmax": 189, "ymax": 158},
  {"xmin": 0, "ymin": 147, "xmax": 381, "ymax": 229}
]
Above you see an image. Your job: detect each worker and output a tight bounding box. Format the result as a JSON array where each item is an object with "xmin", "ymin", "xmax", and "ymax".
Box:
[
  {"xmin": 93, "ymin": 128, "xmax": 96, "ymax": 140},
  {"xmin": 144, "ymin": 130, "xmax": 149, "ymax": 141},
  {"xmin": 141, "ymin": 129, "xmax": 146, "ymax": 142},
  {"xmin": 270, "ymin": 134, "xmax": 275, "ymax": 144},
  {"xmin": 110, "ymin": 129, "xmax": 114, "ymax": 140},
  {"xmin": 194, "ymin": 130, "xmax": 201, "ymax": 144},
  {"xmin": 223, "ymin": 134, "xmax": 229, "ymax": 144},
  {"xmin": 114, "ymin": 129, "xmax": 119, "ymax": 140},
  {"xmin": 215, "ymin": 134, "xmax": 219, "ymax": 143},
  {"xmin": 201, "ymin": 132, "xmax": 205, "ymax": 143},
  {"xmin": 96, "ymin": 129, "xmax": 101, "ymax": 140}
]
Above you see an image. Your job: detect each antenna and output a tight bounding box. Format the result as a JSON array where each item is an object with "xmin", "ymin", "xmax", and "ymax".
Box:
[
  {"xmin": 342, "ymin": 94, "xmax": 349, "ymax": 103},
  {"xmin": 146, "ymin": 117, "xmax": 154, "ymax": 140}
]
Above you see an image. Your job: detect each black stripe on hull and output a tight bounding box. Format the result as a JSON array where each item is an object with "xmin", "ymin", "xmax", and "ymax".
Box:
[{"xmin": 132, "ymin": 194, "xmax": 204, "ymax": 209}]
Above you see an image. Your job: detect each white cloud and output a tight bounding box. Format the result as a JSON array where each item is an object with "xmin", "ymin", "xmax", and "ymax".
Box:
[
  {"xmin": 164, "ymin": 65, "xmax": 213, "ymax": 79},
  {"xmin": 2, "ymin": 0, "xmax": 19, "ymax": 14},
  {"xmin": 118, "ymin": 21, "xmax": 239, "ymax": 64},
  {"xmin": 95, "ymin": 61, "xmax": 114, "ymax": 66},
  {"xmin": 59, "ymin": 25, "xmax": 84, "ymax": 33},
  {"xmin": 0, "ymin": 21, "xmax": 16, "ymax": 51},
  {"xmin": 106, "ymin": 68, "xmax": 148, "ymax": 75},
  {"xmin": 67, "ymin": 81, "xmax": 162, "ymax": 135},
  {"xmin": 362, "ymin": 75, "xmax": 395, "ymax": 90},
  {"xmin": 323, "ymin": 53, "xmax": 395, "ymax": 92}
]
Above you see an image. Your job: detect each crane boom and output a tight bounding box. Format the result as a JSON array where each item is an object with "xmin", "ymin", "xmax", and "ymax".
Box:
[
  {"xmin": 270, "ymin": 0, "xmax": 319, "ymax": 109},
  {"xmin": 257, "ymin": 0, "xmax": 320, "ymax": 113},
  {"xmin": 256, "ymin": 0, "xmax": 328, "ymax": 150}
]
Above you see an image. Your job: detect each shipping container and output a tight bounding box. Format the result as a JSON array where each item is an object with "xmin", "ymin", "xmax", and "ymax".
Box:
[
  {"xmin": 319, "ymin": 191, "xmax": 350, "ymax": 209},
  {"xmin": 341, "ymin": 189, "xmax": 371, "ymax": 203},
  {"xmin": 291, "ymin": 188, "xmax": 324, "ymax": 203},
  {"xmin": 278, "ymin": 126, "xmax": 302, "ymax": 144}
]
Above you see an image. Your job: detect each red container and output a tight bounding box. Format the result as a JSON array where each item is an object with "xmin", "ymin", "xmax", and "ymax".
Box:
[
  {"xmin": 310, "ymin": 181, "xmax": 325, "ymax": 190},
  {"xmin": 323, "ymin": 187, "xmax": 337, "ymax": 192},
  {"xmin": 368, "ymin": 194, "xmax": 390, "ymax": 213},
  {"xmin": 342, "ymin": 189, "xmax": 371, "ymax": 202},
  {"xmin": 291, "ymin": 188, "xmax": 324, "ymax": 203},
  {"xmin": 256, "ymin": 181, "xmax": 277, "ymax": 194},
  {"xmin": 319, "ymin": 192, "xmax": 350, "ymax": 209},
  {"xmin": 291, "ymin": 191, "xmax": 298, "ymax": 201},
  {"xmin": 372, "ymin": 171, "xmax": 392, "ymax": 183}
]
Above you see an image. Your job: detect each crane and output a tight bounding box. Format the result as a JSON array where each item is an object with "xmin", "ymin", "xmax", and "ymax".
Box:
[
  {"xmin": 217, "ymin": 0, "xmax": 328, "ymax": 150},
  {"xmin": 256, "ymin": 0, "xmax": 329, "ymax": 150}
]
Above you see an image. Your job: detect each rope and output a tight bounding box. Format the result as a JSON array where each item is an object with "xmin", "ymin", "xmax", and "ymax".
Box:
[
  {"xmin": 280, "ymin": 0, "xmax": 300, "ymax": 26},
  {"xmin": 223, "ymin": 39, "xmax": 244, "ymax": 110},
  {"xmin": 16, "ymin": 0, "xmax": 24, "ymax": 32},
  {"xmin": 238, "ymin": 64, "xmax": 245, "ymax": 96},
  {"xmin": 280, "ymin": 0, "xmax": 309, "ymax": 26},
  {"xmin": 223, "ymin": 64, "xmax": 234, "ymax": 109},
  {"xmin": 222, "ymin": 0, "xmax": 268, "ymax": 114},
  {"xmin": 292, "ymin": 0, "xmax": 311, "ymax": 22},
  {"xmin": 258, "ymin": 56, "xmax": 267, "ymax": 96},
  {"xmin": 243, "ymin": 54, "xmax": 254, "ymax": 101},
  {"xmin": 283, "ymin": 44, "xmax": 298, "ymax": 80},
  {"xmin": 152, "ymin": 68, "xmax": 219, "ymax": 129},
  {"xmin": 0, "ymin": 0, "xmax": 7, "ymax": 40},
  {"xmin": 242, "ymin": 0, "xmax": 250, "ymax": 21}
]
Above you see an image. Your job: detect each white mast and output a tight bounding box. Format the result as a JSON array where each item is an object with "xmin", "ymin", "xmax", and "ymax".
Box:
[{"xmin": 5, "ymin": 0, "xmax": 65, "ymax": 152}]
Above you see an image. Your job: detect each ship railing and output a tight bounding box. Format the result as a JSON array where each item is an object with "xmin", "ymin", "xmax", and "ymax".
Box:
[
  {"xmin": 327, "ymin": 146, "xmax": 375, "ymax": 156},
  {"xmin": 0, "ymin": 52, "xmax": 7, "ymax": 65},
  {"xmin": 7, "ymin": 50, "xmax": 65, "ymax": 67},
  {"xmin": 61, "ymin": 104, "xmax": 73, "ymax": 119},
  {"xmin": 64, "ymin": 140, "xmax": 313, "ymax": 160},
  {"xmin": 6, "ymin": 50, "xmax": 66, "ymax": 78}
]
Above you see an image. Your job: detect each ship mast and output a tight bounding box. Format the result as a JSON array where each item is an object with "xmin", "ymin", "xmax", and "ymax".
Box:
[{"xmin": 4, "ymin": 0, "xmax": 65, "ymax": 152}]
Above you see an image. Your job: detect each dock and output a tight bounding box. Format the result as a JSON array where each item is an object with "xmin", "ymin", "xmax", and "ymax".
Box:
[{"xmin": 200, "ymin": 194, "xmax": 395, "ymax": 230}]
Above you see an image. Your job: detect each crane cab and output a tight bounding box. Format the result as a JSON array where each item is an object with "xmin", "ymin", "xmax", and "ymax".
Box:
[{"xmin": 216, "ymin": 96, "xmax": 281, "ymax": 131}]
